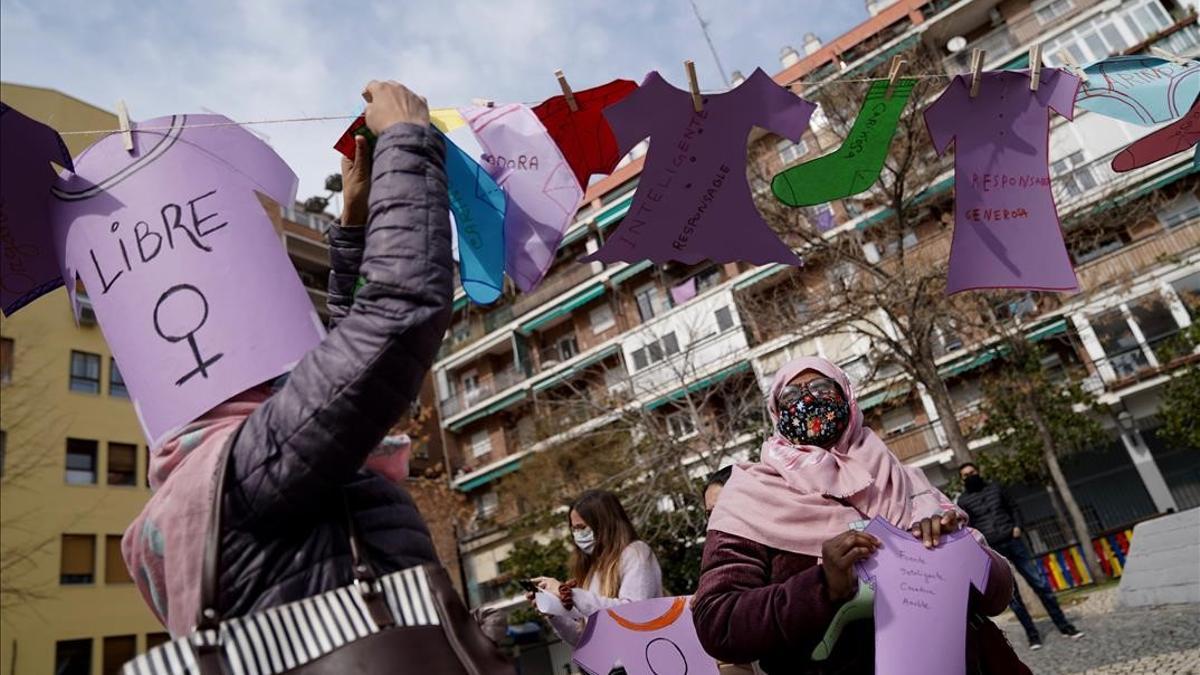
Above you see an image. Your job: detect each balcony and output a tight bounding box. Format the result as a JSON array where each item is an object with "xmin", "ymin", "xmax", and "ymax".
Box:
[
  {"xmin": 886, "ymin": 424, "xmax": 943, "ymax": 463},
  {"xmin": 536, "ymin": 336, "xmax": 580, "ymax": 373},
  {"xmin": 1077, "ymin": 224, "xmax": 1200, "ymax": 294},
  {"xmin": 439, "ymin": 366, "xmax": 525, "ymax": 418},
  {"xmin": 510, "ymin": 262, "xmax": 598, "ymax": 318}
]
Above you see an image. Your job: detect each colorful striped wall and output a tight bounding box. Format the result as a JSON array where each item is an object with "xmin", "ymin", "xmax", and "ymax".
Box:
[{"xmin": 1035, "ymin": 528, "xmax": 1134, "ymax": 591}]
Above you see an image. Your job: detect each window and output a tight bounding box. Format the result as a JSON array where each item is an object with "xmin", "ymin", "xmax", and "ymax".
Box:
[
  {"xmin": 632, "ymin": 348, "xmax": 649, "ymax": 371},
  {"xmin": 55, "ymin": 639, "xmax": 92, "ymax": 675},
  {"xmin": 1091, "ymin": 307, "xmax": 1148, "ymax": 378},
  {"xmin": 1171, "ymin": 273, "xmax": 1200, "ymax": 319},
  {"xmin": 102, "ymin": 635, "xmax": 136, "ymax": 675},
  {"xmin": 146, "ymin": 633, "xmax": 170, "ymax": 651},
  {"xmin": 557, "ymin": 336, "xmax": 579, "ymax": 361},
  {"xmin": 949, "ymin": 379, "xmax": 983, "ymax": 407},
  {"xmin": 461, "ymin": 371, "xmax": 480, "ymax": 403},
  {"xmin": 776, "ymin": 138, "xmax": 807, "ymax": 165},
  {"xmin": 475, "ymin": 491, "xmax": 499, "ymax": 518},
  {"xmin": 1157, "ymin": 193, "xmax": 1200, "ymax": 229},
  {"xmin": 470, "ymin": 430, "xmax": 492, "ymax": 459},
  {"xmin": 1128, "ymin": 293, "xmax": 1182, "ymax": 359},
  {"xmin": 695, "ymin": 266, "xmax": 722, "ymax": 292},
  {"xmin": 108, "ymin": 358, "xmax": 128, "ymax": 398},
  {"xmin": 839, "ymin": 357, "xmax": 870, "ymax": 387},
  {"xmin": 107, "ymin": 442, "xmax": 137, "ymax": 486},
  {"xmin": 604, "ymin": 366, "xmax": 627, "ymax": 390},
  {"xmin": 661, "ymin": 332, "xmax": 680, "ymax": 356},
  {"xmin": 61, "ymin": 534, "xmax": 95, "ymax": 584},
  {"xmin": 883, "ymin": 230, "xmax": 919, "ymax": 257},
  {"xmin": 450, "ymin": 319, "xmax": 471, "ymax": 345},
  {"xmin": 1044, "ymin": 1, "xmax": 1172, "ymax": 66},
  {"xmin": 590, "ymin": 304, "xmax": 616, "ymax": 334},
  {"xmin": 634, "ymin": 284, "xmax": 663, "ymax": 322},
  {"xmin": 69, "ymin": 350, "xmax": 101, "ymax": 393},
  {"xmin": 104, "ymin": 535, "xmax": 132, "ymax": 584},
  {"xmin": 715, "ymin": 306, "xmax": 734, "ymax": 332},
  {"xmin": 750, "ymin": 177, "xmax": 770, "ymax": 196},
  {"xmin": 666, "ymin": 411, "xmax": 698, "ymax": 440},
  {"xmin": 1034, "ymin": 0, "xmax": 1073, "ymax": 25},
  {"xmin": 66, "ymin": 438, "xmax": 99, "ymax": 485},
  {"xmin": 881, "ymin": 406, "xmax": 917, "ymax": 435},
  {"xmin": 0, "ymin": 337, "xmax": 12, "ymax": 385},
  {"xmin": 647, "ymin": 340, "xmax": 664, "ymax": 363},
  {"xmin": 1051, "ymin": 150, "xmax": 1098, "ymax": 199}
]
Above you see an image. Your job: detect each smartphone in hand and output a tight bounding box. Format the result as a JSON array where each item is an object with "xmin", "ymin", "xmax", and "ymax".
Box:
[{"xmin": 518, "ymin": 579, "xmax": 539, "ymax": 593}]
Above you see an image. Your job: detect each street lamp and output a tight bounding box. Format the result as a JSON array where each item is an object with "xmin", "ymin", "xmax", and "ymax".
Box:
[{"xmin": 1117, "ymin": 410, "xmax": 1135, "ymax": 433}]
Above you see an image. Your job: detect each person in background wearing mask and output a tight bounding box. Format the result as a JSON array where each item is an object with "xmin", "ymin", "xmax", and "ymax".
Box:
[
  {"xmin": 957, "ymin": 462, "xmax": 1084, "ymax": 650},
  {"xmin": 525, "ymin": 490, "xmax": 664, "ymax": 648},
  {"xmin": 705, "ymin": 465, "xmax": 734, "ymax": 518},
  {"xmin": 694, "ymin": 357, "xmax": 1026, "ymax": 673}
]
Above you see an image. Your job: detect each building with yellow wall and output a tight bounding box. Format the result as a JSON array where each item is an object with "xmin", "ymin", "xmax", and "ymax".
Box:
[{"xmin": 0, "ymin": 82, "xmax": 334, "ymax": 675}]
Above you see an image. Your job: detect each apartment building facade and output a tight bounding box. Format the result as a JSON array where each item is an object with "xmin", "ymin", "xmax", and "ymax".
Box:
[
  {"xmin": 429, "ymin": 0, "xmax": 1199, "ymax": 635},
  {"xmin": 0, "ymin": 83, "xmax": 338, "ymax": 675}
]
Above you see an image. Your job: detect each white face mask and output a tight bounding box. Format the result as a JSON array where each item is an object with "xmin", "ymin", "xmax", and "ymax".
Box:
[{"xmin": 572, "ymin": 527, "xmax": 596, "ymax": 554}]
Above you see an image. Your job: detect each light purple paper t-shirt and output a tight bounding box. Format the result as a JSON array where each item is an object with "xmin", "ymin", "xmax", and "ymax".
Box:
[
  {"xmin": 49, "ymin": 114, "xmax": 323, "ymax": 446},
  {"xmin": 924, "ymin": 68, "xmax": 1081, "ymax": 294},
  {"xmin": 573, "ymin": 596, "xmax": 719, "ymax": 675},
  {"xmin": 580, "ymin": 68, "xmax": 813, "ymax": 266},
  {"xmin": 460, "ymin": 104, "xmax": 584, "ymax": 293},
  {"xmin": 857, "ymin": 517, "xmax": 991, "ymax": 675}
]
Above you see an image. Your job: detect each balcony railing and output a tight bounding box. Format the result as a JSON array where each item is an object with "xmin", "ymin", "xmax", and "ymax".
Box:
[
  {"xmin": 511, "ymin": 262, "xmax": 598, "ymax": 318},
  {"xmin": 439, "ymin": 366, "xmax": 525, "ymax": 418},
  {"xmin": 1077, "ymin": 224, "xmax": 1200, "ymax": 294},
  {"xmin": 886, "ymin": 424, "xmax": 943, "ymax": 462}
]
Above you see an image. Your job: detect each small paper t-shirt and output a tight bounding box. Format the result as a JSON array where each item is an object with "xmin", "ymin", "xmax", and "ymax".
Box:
[
  {"xmin": 532, "ymin": 79, "xmax": 638, "ymax": 190},
  {"xmin": 461, "ymin": 104, "xmax": 584, "ymax": 293},
  {"xmin": 441, "ymin": 131, "xmax": 506, "ymax": 304},
  {"xmin": 579, "ymin": 68, "xmax": 813, "ymax": 266},
  {"xmin": 857, "ymin": 517, "xmax": 991, "ymax": 675},
  {"xmin": 47, "ymin": 114, "xmax": 323, "ymax": 446},
  {"xmin": 924, "ymin": 69, "xmax": 1081, "ymax": 294},
  {"xmin": 573, "ymin": 596, "xmax": 718, "ymax": 675},
  {"xmin": 1077, "ymin": 56, "xmax": 1199, "ymax": 126}
]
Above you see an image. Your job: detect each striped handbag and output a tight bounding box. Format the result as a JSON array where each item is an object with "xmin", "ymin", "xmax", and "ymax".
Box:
[{"xmin": 123, "ymin": 433, "xmax": 514, "ymax": 675}]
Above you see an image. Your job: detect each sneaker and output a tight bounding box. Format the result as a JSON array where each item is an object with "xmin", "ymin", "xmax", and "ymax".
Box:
[
  {"xmin": 1062, "ymin": 627, "xmax": 1084, "ymax": 639},
  {"xmin": 1029, "ymin": 642, "xmax": 1043, "ymax": 651}
]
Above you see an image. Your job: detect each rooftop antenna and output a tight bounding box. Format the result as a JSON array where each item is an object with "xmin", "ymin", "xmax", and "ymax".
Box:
[{"xmin": 688, "ymin": 0, "xmax": 730, "ymax": 87}]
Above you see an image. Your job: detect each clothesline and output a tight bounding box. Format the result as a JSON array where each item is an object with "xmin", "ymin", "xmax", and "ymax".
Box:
[{"xmin": 53, "ymin": 71, "xmax": 973, "ymax": 137}]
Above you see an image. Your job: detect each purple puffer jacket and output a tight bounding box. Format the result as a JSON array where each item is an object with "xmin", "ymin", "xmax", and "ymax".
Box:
[{"xmin": 216, "ymin": 123, "xmax": 453, "ymax": 618}]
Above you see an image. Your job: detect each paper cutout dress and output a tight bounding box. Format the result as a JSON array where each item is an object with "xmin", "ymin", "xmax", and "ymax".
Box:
[
  {"xmin": 532, "ymin": 78, "xmax": 638, "ymax": 190},
  {"xmin": 773, "ymin": 78, "xmax": 916, "ymax": 207},
  {"xmin": 579, "ymin": 69, "xmax": 814, "ymax": 266},
  {"xmin": 1112, "ymin": 94, "xmax": 1200, "ymax": 172},
  {"xmin": 0, "ymin": 102, "xmax": 74, "ymax": 315},
  {"xmin": 857, "ymin": 518, "xmax": 991, "ymax": 675},
  {"xmin": 441, "ymin": 130, "xmax": 506, "ymax": 304},
  {"xmin": 461, "ymin": 104, "xmax": 584, "ymax": 292},
  {"xmin": 923, "ymin": 68, "xmax": 1081, "ymax": 294},
  {"xmin": 39, "ymin": 114, "xmax": 323, "ymax": 447},
  {"xmin": 572, "ymin": 596, "xmax": 719, "ymax": 675},
  {"xmin": 1076, "ymin": 56, "xmax": 1200, "ymax": 126}
]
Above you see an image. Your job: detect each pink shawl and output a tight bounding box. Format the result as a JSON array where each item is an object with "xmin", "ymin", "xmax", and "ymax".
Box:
[
  {"xmin": 122, "ymin": 389, "xmax": 416, "ymax": 636},
  {"xmin": 707, "ymin": 357, "xmax": 960, "ymax": 557}
]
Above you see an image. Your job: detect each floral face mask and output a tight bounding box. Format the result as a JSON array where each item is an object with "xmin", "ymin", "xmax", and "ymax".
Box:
[{"xmin": 775, "ymin": 377, "xmax": 851, "ymax": 448}]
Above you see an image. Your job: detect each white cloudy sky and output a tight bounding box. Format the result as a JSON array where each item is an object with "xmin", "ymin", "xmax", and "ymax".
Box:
[{"xmin": 1, "ymin": 0, "xmax": 867, "ymax": 200}]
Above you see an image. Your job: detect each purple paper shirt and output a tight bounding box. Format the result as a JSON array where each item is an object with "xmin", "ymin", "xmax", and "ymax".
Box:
[
  {"xmin": 924, "ymin": 69, "xmax": 1081, "ymax": 294},
  {"xmin": 572, "ymin": 596, "xmax": 718, "ymax": 675},
  {"xmin": 460, "ymin": 104, "xmax": 583, "ymax": 293},
  {"xmin": 857, "ymin": 518, "xmax": 991, "ymax": 675},
  {"xmin": 48, "ymin": 114, "xmax": 323, "ymax": 446},
  {"xmin": 0, "ymin": 103, "xmax": 74, "ymax": 315},
  {"xmin": 580, "ymin": 69, "xmax": 813, "ymax": 266}
]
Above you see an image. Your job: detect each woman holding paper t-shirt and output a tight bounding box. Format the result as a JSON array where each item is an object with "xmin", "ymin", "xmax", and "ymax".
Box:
[
  {"xmin": 693, "ymin": 356, "xmax": 1028, "ymax": 674},
  {"xmin": 525, "ymin": 490, "xmax": 665, "ymax": 648}
]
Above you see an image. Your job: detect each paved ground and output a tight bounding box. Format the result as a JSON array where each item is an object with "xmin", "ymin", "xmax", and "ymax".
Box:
[{"xmin": 996, "ymin": 587, "xmax": 1200, "ymax": 674}]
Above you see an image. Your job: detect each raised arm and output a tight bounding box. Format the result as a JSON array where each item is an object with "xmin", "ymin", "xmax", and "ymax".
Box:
[
  {"xmin": 227, "ymin": 82, "xmax": 452, "ymax": 527},
  {"xmin": 326, "ymin": 135, "xmax": 372, "ymax": 329}
]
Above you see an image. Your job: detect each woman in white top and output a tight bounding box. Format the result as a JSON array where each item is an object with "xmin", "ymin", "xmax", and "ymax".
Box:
[{"xmin": 528, "ymin": 489, "xmax": 664, "ymax": 646}]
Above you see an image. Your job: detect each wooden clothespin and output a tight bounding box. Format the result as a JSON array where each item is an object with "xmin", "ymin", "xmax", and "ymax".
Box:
[
  {"xmin": 1029, "ymin": 44, "xmax": 1043, "ymax": 92},
  {"xmin": 555, "ymin": 69, "xmax": 578, "ymax": 112},
  {"xmin": 969, "ymin": 49, "xmax": 986, "ymax": 98},
  {"xmin": 116, "ymin": 100, "xmax": 134, "ymax": 153},
  {"xmin": 684, "ymin": 60, "xmax": 702, "ymax": 112},
  {"xmin": 1151, "ymin": 47, "xmax": 1194, "ymax": 66},
  {"xmin": 471, "ymin": 97, "xmax": 496, "ymax": 108},
  {"xmin": 885, "ymin": 55, "xmax": 906, "ymax": 99},
  {"xmin": 1059, "ymin": 52, "xmax": 1083, "ymax": 77}
]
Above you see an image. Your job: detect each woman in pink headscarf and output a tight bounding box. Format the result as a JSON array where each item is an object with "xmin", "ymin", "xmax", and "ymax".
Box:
[{"xmin": 693, "ymin": 357, "xmax": 1026, "ymax": 674}]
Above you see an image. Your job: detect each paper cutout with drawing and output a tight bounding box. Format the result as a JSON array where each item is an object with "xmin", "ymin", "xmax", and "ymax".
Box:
[
  {"xmin": 856, "ymin": 517, "xmax": 991, "ymax": 675},
  {"xmin": 1076, "ymin": 55, "xmax": 1199, "ymax": 126},
  {"xmin": 923, "ymin": 68, "xmax": 1081, "ymax": 294},
  {"xmin": 772, "ymin": 79, "xmax": 915, "ymax": 207},
  {"xmin": 572, "ymin": 596, "xmax": 719, "ymax": 675},
  {"xmin": 579, "ymin": 69, "xmax": 813, "ymax": 267},
  {"xmin": 0, "ymin": 102, "xmax": 74, "ymax": 315},
  {"xmin": 441, "ymin": 130, "xmax": 506, "ymax": 304},
  {"xmin": 532, "ymin": 78, "xmax": 639, "ymax": 190},
  {"xmin": 460, "ymin": 104, "xmax": 583, "ymax": 293},
  {"xmin": 334, "ymin": 108, "xmax": 466, "ymax": 160},
  {"xmin": 40, "ymin": 114, "xmax": 323, "ymax": 447},
  {"xmin": 1112, "ymin": 94, "xmax": 1200, "ymax": 172}
]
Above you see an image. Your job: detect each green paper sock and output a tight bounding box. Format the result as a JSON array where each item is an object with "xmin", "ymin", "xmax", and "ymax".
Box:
[
  {"xmin": 772, "ymin": 78, "xmax": 915, "ymax": 207},
  {"xmin": 811, "ymin": 582, "xmax": 875, "ymax": 662}
]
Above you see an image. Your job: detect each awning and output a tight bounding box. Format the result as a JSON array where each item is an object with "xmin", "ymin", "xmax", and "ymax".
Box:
[
  {"xmin": 518, "ymin": 283, "xmax": 605, "ymax": 333},
  {"xmin": 448, "ymin": 389, "xmax": 528, "ymax": 432},
  {"xmin": 843, "ymin": 35, "xmax": 921, "ymax": 78},
  {"xmin": 457, "ymin": 457, "xmax": 523, "ymax": 492},
  {"xmin": 857, "ymin": 175, "xmax": 954, "ymax": 230},
  {"xmin": 938, "ymin": 318, "xmax": 1071, "ymax": 378},
  {"xmin": 859, "ymin": 385, "xmax": 910, "ymax": 411},
  {"xmin": 645, "ymin": 361, "xmax": 751, "ymax": 411},
  {"xmin": 1028, "ymin": 318, "xmax": 1068, "ymax": 342},
  {"xmin": 733, "ymin": 264, "xmax": 788, "ymax": 290},
  {"xmin": 595, "ymin": 194, "xmax": 634, "ymax": 229},
  {"xmin": 610, "ymin": 260, "xmax": 654, "ymax": 286},
  {"xmin": 560, "ymin": 223, "xmax": 590, "ymax": 247},
  {"xmin": 532, "ymin": 344, "xmax": 621, "ymax": 393},
  {"xmin": 453, "ymin": 294, "xmax": 468, "ymax": 311}
]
